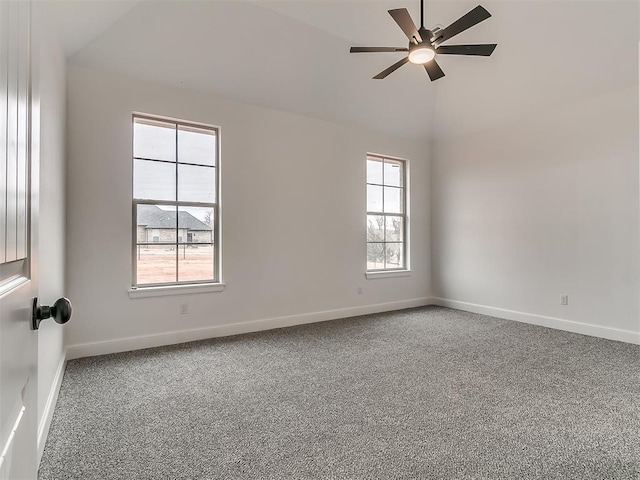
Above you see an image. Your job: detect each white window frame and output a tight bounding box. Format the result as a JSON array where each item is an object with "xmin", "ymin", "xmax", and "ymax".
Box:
[
  {"xmin": 366, "ymin": 153, "xmax": 410, "ymax": 278},
  {"xmin": 129, "ymin": 113, "xmax": 224, "ymax": 297}
]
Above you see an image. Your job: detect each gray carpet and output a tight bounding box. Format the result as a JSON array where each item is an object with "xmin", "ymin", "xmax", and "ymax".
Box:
[{"xmin": 39, "ymin": 306, "xmax": 640, "ymax": 479}]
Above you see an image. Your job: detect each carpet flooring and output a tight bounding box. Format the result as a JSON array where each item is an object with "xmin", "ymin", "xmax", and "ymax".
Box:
[{"xmin": 39, "ymin": 306, "xmax": 640, "ymax": 479}]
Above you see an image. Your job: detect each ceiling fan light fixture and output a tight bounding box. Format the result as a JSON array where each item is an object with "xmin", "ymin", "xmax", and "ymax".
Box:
[{"xmin": 408, "ymin": 44, "xmax": 435, "ymax": 64}]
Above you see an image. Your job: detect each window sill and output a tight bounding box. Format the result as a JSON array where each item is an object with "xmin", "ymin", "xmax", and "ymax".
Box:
[
  {"xmin": 365, "ymin": 270, "xmax": 411, "ymax": 280},
  {"xmin": 128, "ymin": 282, "xmax": 225, "ymax": 298}
]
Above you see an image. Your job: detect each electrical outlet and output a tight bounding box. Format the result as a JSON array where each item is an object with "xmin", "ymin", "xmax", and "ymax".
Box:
[
  {"xmin": 357, "ymin": 286, "xmax": 363, "ymax": 295},
  {"xmin": 560, "ymin": 295, "xmax": 568, "ymax": 306},
  {"xmin": 180, "ymin": 302, "xmax": 189, "ymax": 315}
]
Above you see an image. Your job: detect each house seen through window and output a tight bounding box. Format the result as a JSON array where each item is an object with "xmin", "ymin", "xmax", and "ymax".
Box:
[
  {"xmin": 132, "ymin": 115, "xmax": 220, "ymax": 287},
  {"xmin": 366, "ymin": 154, "xmax": 407, "ymax": 271}
]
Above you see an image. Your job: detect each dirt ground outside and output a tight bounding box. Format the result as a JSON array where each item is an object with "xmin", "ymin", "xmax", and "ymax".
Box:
[{"xmin": 136, "ymin": 245, "xmax": 214, "ymax": 284}]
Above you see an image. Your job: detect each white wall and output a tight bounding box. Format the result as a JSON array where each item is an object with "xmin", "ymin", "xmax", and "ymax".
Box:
[
  {"xmin": 431, "ymin": 84, "xmax": 640, "ymax": 340},
  {"xmin": 65, "ymin": 66, "xmax": 431, "ymax": 351},
  {"xmin": 34, "ymin": 6, "xmax": 67, "ymax": 457}
]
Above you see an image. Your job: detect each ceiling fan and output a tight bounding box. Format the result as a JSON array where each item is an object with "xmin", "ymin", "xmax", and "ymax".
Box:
[{"xmin": 350, "ymin": 1, "xmax": 496, "ymax": 81}]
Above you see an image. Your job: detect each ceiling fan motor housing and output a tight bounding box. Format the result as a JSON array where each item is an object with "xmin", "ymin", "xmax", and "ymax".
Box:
[
  {"xmin": 408, "ymin": 37, "xmax": 436, "ymax": 64},
  {"xmin": 417, "ymin": 28, "xmax": 435, "ymax": 45},
  {"xmin": 408, "ymin": 42, "xmax": 435, "ymax": 54}
]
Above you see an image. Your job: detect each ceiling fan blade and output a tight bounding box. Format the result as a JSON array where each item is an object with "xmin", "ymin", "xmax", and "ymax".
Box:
[
  {"xmin": 434, "ymin": 5, "xmax": 491, "ymax": 45},
  {"xmin": 350, "ymin": 47, "xmax": 409, "ymax": 53},
  {"xmin": 424, "ymin": 59, "xmax": 445, "ymax": 81},
  {"xmin": 373, "ymin": 57, "xmax": 410, "ymax": 79},
  {"xmin": 436, "ymin": 44, "xmax": 497, "ymax": 56},
  {"xmin": 388, "ymin": 9, "xmax": 422, "ymax": 43}
]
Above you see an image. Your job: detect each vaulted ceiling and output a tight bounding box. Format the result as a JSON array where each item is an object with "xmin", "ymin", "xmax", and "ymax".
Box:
[{"xmin": 43, "ymin": 0, "xmax": 638, "ymax": 140}]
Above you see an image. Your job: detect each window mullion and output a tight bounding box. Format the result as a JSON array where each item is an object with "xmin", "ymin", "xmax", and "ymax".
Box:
[
  {"xmin": 174, "ymin": 125, "xmax": 179, "ymax": 283},
  {"xmin": 134, "ymin": 199, "xmax": 215, "ymax": 208},
  {"xmin": 214, "ymin": 203, "xmax": 218, "ymax": 282},
  {"xmin": 382, "ymin": 159, "xmax": 386, "ymax": 269}
]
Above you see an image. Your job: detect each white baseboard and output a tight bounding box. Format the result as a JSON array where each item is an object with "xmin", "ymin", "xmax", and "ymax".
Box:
[
  {"xmin": 65, "ymin": 294, "xmax": 637, "ymax": 362},
  {"xmin": 37, "ymin": 350, "xmax": 66, "ymax": 462},
  {"xmin": 66, "ymin": 297, "xmax": 433, "ymax": 360},
  {"xmin": 34, "ymin": 296, "xmax": 637, "ymax": 460},
  {"xmin": 432, "ymin": 297, "xmax": 640, "ymax": 345}
]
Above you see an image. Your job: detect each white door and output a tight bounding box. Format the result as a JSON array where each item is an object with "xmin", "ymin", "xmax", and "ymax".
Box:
[{"xmin": 0, "ymin": 1, "xmax": 39, "ymax": 479}]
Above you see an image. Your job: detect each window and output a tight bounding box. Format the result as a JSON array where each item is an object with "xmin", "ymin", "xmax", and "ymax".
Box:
[
  {"xmin": 132, "ymin": 115, "xmax": 220, "ymax": 288},
  {"xmin": 366, "ymin": 155, "xmax": 407, "ymax": 271}
]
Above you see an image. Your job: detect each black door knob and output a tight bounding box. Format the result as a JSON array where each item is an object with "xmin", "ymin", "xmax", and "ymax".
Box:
[{"xmin": 32, "ymin": 297, "xmax": 72, "ymax": 330}]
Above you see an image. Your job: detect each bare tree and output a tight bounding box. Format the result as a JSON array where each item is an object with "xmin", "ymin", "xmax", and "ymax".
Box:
[
  {"xmin": 367, "ymin": 216, "xmax": 403, "ymax": 267},
  {"xmin": 367, "ymin": 216, "xmax": 385, "ymax": 264},
  {"xmin": 367, "ymin": 216, "xmax": 384, "ymax": 242},
  {"xmin": 203, "ymin": 211, "xmax": 213, "ymax": 227}
]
